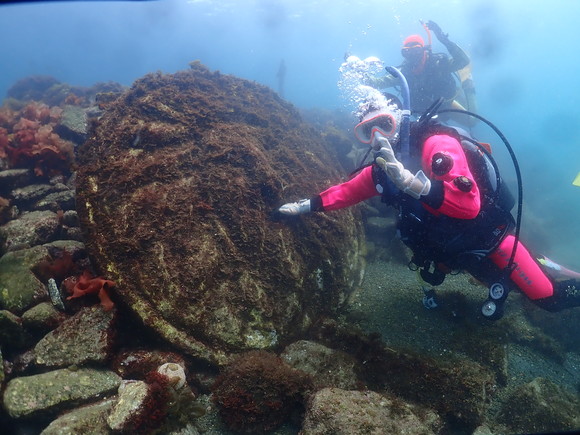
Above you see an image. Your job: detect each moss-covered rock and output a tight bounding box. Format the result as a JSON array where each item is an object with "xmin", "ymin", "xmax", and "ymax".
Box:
[
  {"xmin": 0, "ymin": 245, "xmax": 50, "ymax": 314},
  {"xmin": 2, "ymin": 367, "xmax": 121, "ymax": 419},
  {"xmin": 75, "ymin": 64, "xmax": 366, "ymax": 365},
  {"xmin": 0, "ymin": 310, "xmax": 32, "ymax": 349},
  {"xmin": 301, "ymin": 388, "xmax": 441, "ymax": 435},
  {"xmin": 496, "ymin": 377, "xmax": 580, "ymax": 434},
  {"xmin": 40, "ymin": 398, "xmax": 115, "ymax": 435},
  {"xmin": 34, "ymin": 305, "xmax": 117, "ymax": 368}
]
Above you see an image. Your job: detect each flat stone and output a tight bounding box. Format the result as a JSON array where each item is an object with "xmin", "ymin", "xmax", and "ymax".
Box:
[
  {"xmin": 0, "ymin": 210, "xmax": 60, "ymax": 252},
  {"xmin": 40, "ymin": 398, "xmax": 115, "ymax": 435},
  {"xmin": 0, "ymin": 245, "xmax": 50, "ymax": 314},
  {"xmin": 11, "ymin": 184, "xmax": 57, "ymax": 204},
  {"xmin": 54, "ymin": 105, "xmax": 88, "ymax": 146},
  {"xmin": 2, "ymin": 367, "xmax": 121, "ymax": 419},
  {"xmin": 34, "ymin": 305, "xmax": 117, "ymax": 368},
  {"xmin": 496, "ymin": 377, "xmax": 580, "ymax": 433},
  {"xmin": 302, "ymin": 388, "xmax": 441, "ymax": 435},
  {"xmin": 34, "ymin": 189, "xmax": 75, "ymax": 212},
  {"xmin": 21, "ymin": 301, "xmax": 68, "ymax": 333},
  {"xmin": 106, "ymin": 380, "xmax": 149, "ymax": 432}
]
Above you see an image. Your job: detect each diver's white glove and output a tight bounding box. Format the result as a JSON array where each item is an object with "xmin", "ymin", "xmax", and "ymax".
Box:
[
  {"xmin": 374, "ymin": 135, "xmax": 431, "ymax": 199},
  {"xmin": 278, "ymin": 199, "xmax": 311, "ymax": 216}
]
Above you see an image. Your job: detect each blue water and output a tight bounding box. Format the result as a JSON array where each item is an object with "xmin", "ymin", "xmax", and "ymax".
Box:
[{"xmin": 1, "ymin": 0, "xmax": 579, "ymax": 268}]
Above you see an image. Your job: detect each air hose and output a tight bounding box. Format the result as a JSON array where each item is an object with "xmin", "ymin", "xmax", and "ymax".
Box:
[{"xmin": 384, "ymin": 66, "xmax": 411, "ymax": 162}]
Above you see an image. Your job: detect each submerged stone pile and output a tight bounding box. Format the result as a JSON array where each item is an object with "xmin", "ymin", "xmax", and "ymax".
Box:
[{"xmin": 0, "ymin": 121, "xmax": 209, "ymax": 433}]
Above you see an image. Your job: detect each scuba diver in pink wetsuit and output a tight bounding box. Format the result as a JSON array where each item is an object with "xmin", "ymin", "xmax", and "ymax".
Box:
[{"xmin": 276, "ymin": 67, "xmax": 580, "ymax": 320}]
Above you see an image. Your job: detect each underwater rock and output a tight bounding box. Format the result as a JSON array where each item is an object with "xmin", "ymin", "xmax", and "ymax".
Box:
[
  {"xmin": 75, "ymin": 64, "xmax": 366, "ymax": 365},
  {"xmin": 0, "ymin": 210, "xmax": 61, "ymax": 252},
  {"xmin": 40, "ymin": 398, "xmax": 116, "ymax": 435},
  {"xmin": 2, "ymin": 367, "xmax": 121, "ymax": 419},
  {"xmin": 0, "ymin": 309, "xmax": 32, "ymax": 349},
  {"xmin": 0, "ymin": 245, "xmax": 51, "ymax": 314},
  {"xmin": 106, "ymin": 380, "xmax": 151, "ymax": 432},
  {"xmin": 21, "ymin": 301, "xmax": 67, "ymax": 333},
  {"xmin": 11, "ymin": 184, "xmax": 60, "ymax": 206},
  {"xmin": 6, "ymin": 75, "xmax": 61, "ymax": 103},
  {"xmin": 61, "ymin": 210, "xmax": 79, "ymax": 227},
  {"xmin": 33, "ymin": 188, "xmax": 75, "ymax": 213},
  {"xmin": 54, "ymin": 105, "xmax": 88, "ymax": 146},
  {"xmin": 0, "ymin": 169, "xmax": 33, "ymax": 194},
  {"xmin": 281, "ymin": 340, "xmax": 359, "ymax": 390},
  {"xmin": 301, "ymin": 387, "xmax": 442, "ymax": 435},
  {"xmin": 107, "ymin": 363, "xmax": 196, "ymax": 434},
  {"xmin": 34, "ymin": 305, "xmax": 117, "ymax": 368},
  {"xmin": 310, "ymin": 318, "xmax": 495, "ymax": 430},
  {"xmin": 496, "ymin": 377, "xmax": 580, "ymax": 434}
]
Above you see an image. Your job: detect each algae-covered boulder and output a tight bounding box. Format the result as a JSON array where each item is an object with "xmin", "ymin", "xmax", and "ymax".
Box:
[{"xmin": 75, "ymin": 63, "xmax": 365, "ymax": 365}]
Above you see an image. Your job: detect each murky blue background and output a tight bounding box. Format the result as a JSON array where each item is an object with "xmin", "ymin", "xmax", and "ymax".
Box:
[{"xmin": 1, "ymin": 0, "xmax": 578, "ymax": 268}]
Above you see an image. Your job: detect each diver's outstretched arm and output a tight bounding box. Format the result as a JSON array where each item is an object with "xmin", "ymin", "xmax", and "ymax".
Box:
[{"xmin": 426, "ymin": 20, "xmax": 470, "ymax": 72}]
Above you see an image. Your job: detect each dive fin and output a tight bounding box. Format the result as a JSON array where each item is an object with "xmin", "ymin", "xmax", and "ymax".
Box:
[{"xmin": 538, "ymin": 255, "xmax": 580, "ymax": 280}]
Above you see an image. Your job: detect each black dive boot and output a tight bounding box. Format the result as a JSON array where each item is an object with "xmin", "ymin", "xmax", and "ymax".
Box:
[{"xmin": 533, "ymin": 280, "xmax": 580, "ymax": 312}]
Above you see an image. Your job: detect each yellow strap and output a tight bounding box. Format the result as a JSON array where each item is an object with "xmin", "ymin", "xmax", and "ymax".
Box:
[{"xmin": 457, "ymin": 62, "xmax": 472, "ymax": 83}]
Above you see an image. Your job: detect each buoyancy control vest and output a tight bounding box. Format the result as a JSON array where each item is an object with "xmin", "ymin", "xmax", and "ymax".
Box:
[
  {"xmin": 400, "ymin": 53, "xmax": 459, "ymax": 113},
  {"xmin": 374, "ymin": 121, "xmax": 516, "ymax": 284}
]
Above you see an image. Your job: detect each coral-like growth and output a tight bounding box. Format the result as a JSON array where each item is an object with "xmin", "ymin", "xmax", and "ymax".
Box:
[
  {"xmin": 0, "ymin": 101, "xmax": 74, "ymax": 177},
  {"xmin": 63, "ymin": 270, "xmax": 115, "ymax": 311},
  {"xmin": 212, "ymin": 350, "xmax": 313, "ymax": 433}
]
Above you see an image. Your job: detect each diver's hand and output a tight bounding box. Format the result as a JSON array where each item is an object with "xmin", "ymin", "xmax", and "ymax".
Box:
[
  {"xmin": 374, "ymin": 135, "xmax": 431, "ymax": 199},
  {"xmin": 277, "ymin": 199, "xmax": 311, "ymax": 216},
  {"xmin": 426, "ymin": 20, "xmax": 448, "ymax": 42}
]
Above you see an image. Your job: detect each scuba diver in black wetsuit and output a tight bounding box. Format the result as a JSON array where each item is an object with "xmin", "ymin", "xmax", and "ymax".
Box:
[{"xmin": 370, "ymin": 21, "xmax": 477, "ymax": 123}]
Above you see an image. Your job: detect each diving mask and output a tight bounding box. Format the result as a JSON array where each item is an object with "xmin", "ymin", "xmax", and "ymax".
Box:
[{"xmin": 353, "ymin": 111, "xmax": 397, "ymax": 144}]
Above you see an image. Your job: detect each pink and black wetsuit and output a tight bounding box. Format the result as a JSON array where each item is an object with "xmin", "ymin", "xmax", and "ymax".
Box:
[{"xmin": 310, "ymin": 132, "xmax": 562, "ymax": 307}]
